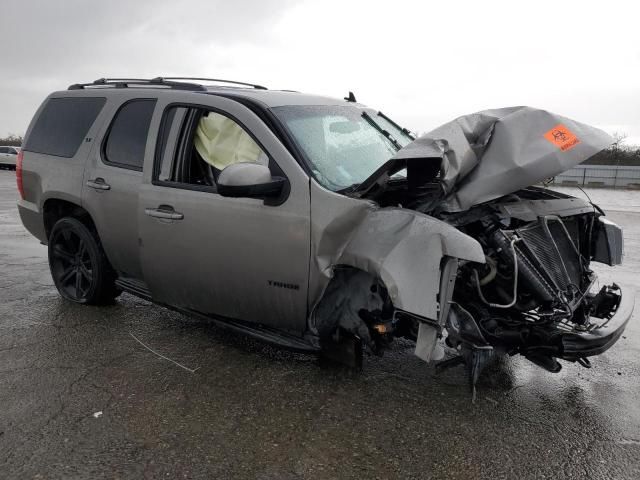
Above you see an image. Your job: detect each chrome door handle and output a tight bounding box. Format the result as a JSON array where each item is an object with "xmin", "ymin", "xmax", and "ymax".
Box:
[
  {"xmin": 145, "ymin": 206, "xmax": 184, "ymax": 220},
  {"xmin": 86, "ymin": 178, "xmax": 111, "ymax": 190}
]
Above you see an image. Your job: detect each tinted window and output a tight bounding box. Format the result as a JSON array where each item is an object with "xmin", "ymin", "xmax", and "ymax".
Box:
[
  {"xmin": 25, "ymin": 97, "xmax": 106, "ymax": 158},
  {"xmin": 104, "ymin": 99, "xmax": 156, "ymax": 170},
  {"xmin": 0, "ymin": 147, "xmax": 8, "ymax": 154}
]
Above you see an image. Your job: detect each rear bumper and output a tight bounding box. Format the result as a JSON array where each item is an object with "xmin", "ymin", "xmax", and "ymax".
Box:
[{"xmin": 561, "ymin": 285, "xmax": 634, "ymax": 359}]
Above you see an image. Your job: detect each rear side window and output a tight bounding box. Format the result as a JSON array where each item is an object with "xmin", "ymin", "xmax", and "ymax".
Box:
[
  {"xmin": 103, "ymin": 99, "xmax": 156, "ymax": 170},
  {"xmin": 0, "ymin": 147, "xmax": 8, "ymax": 154},
  {"xmin": 25, "ymin": 97, "xmax": 106, "ymax": 158}
]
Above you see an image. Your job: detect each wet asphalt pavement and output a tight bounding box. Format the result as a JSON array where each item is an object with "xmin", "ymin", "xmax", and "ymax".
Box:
[{"xmin": 1, "ymin": 170, "xmax": 640, "ymax": 480}]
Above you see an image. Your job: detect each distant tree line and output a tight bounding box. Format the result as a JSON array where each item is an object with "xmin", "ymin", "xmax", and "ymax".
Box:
[
  {"xmin": 0, "ymin": 134, "xmax": 23, "ymax": 147},
  {"xmin": 585, "ymin": 147, "xmax": 640, "ymax": 166},
  {"xmin": 583, "ymin": 133, "xmax": 640, "ymax": 166}
]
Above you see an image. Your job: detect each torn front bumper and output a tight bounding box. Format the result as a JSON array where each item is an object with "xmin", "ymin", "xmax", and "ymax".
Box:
[{"xmin": 561, "ymin": 284, "xmax": 634, "ymax": 359}]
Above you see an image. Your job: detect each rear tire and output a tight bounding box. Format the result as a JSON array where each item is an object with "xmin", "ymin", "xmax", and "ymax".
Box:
[{"xmin": 48, "ymin": 217, "xmax": 120, "ymax": 305}]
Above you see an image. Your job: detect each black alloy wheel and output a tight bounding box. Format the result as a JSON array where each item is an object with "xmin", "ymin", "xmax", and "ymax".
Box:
[{"xmin": 48, "ymin": 217, "xmax": 119, "ymax": 304}]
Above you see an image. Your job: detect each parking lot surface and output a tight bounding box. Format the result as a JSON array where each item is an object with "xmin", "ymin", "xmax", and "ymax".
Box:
[{"xmin": 1, "ymin": 171, "xmax": 639, "ymax": 479}]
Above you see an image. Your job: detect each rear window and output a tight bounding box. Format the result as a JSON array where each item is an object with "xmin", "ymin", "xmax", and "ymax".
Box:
[
  {"xmin": 25, "ymin": 97, "xmax": 106, "ymax": 158},
  {"xmin": 103, "ymin": 99, "xmax": 156, "ymax": 170}
]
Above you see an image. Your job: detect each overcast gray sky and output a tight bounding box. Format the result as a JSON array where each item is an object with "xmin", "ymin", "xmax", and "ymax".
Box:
[{"xmin": 3, "ymin": 0, "xmax": 640, "ymax": 144}]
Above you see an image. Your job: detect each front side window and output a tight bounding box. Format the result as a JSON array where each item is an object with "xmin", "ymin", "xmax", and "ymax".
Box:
[
  {"xmin": 0, "ymin": 147, "xmax": 8, "ymax": 154},
  {"xmin": 103, "ymin": 99, "xmax": 156, "ymax": 170},
  {"xmin": 272, "ymin": 105, "xmax": 406, "ymax": 191},
  {"xmin": 156, "ymin": 106, "xmax": 268, "ymax": 188}
]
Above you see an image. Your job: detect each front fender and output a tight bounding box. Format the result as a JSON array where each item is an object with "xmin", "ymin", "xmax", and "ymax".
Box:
[{"xmin": 337, "ymin": 208, "xmax": 484, "ymax": 320}]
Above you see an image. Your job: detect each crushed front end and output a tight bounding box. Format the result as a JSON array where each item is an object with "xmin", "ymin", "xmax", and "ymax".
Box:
[
  {"xmin": 324, "ymin": 106, "xmax": 633, "ymax": 395},
  {"xmin": 440, "ymin": 187, "xmax": 632, "ymax": 379},
  {"xmin": 348, "ymin": 107, "xmax": 634, "ymax": 391}
]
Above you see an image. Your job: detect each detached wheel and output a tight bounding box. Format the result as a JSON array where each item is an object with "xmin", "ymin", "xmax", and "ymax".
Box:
[{"xmin": 48, "ymin": 217, "xmax": 120, "ymax": 305}]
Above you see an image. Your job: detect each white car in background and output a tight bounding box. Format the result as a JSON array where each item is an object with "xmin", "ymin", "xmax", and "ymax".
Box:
[{"xmin": 0, "ymin": 146, "xmax": 20, "ymax": 169}]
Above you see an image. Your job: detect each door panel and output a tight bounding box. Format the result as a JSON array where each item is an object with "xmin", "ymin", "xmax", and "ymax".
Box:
[
  {"xmin": 138, "ymin": 98, "xmax": 311, "ymax": 333},
  {"xmin": 82, "ymin": 99, "xmax": 156, "ymax": 280},
  {"xmin": 139, "ymin": 183, "xmax": 310, "ymax": 331},
  {"xmin": 83, "ymin": 166, "xmax": 143, "ymax": 277}
]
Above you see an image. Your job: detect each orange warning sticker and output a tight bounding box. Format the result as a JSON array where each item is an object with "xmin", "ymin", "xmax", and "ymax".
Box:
[{"xmin": 544, "ymin": 124, "xmax": 580, "ymax": 151}]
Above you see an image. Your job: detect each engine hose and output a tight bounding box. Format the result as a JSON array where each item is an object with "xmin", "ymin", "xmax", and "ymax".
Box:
[
  {"xmin": 478, "ymin": 256, "xmax": 497, "ymax": 286},
  {"xmin": 474, "ymin": 237, "xmax": 520, "ymax": 309}
]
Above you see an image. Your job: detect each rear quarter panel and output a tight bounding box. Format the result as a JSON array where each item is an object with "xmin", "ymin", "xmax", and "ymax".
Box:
[{"xmin": 19, "ymin": 92, "xmax": 111, "ymax": 243}]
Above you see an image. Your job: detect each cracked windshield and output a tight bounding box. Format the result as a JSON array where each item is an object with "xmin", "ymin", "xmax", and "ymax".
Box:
[{"xmin": 273, "ymin": 105, "xmax": 412, "ymax": 191}]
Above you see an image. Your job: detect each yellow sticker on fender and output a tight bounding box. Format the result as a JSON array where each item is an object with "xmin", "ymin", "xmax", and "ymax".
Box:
[{"xmin": 544, "ymin": 124, "xmax": 580, "ymax": 151}]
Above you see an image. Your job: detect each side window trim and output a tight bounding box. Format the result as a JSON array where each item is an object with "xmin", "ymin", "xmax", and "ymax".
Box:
[
  {"xmin": 156, "ymin": 107, "xmax": 186, "ymax": 183},
  {"xmin": 176, "ymin": 108, "xmax": 208, "ymax": 188},
  {"xmin": 100, "ymin": 98, "xmax": 157, "ymax": 172},
  {"xmin": 152, "ymin": 102, "xmax": 289, "ymax": 199}
]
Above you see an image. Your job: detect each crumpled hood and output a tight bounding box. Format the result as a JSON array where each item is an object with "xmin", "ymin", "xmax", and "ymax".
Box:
[{"xmin": 391, "ymin": 106, "xmax": 613, "ymax": 211}]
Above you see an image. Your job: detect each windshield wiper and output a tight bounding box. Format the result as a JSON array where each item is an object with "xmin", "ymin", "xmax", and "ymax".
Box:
[
  {"xmin": 361, "ymin": 111, "xmax": 402, "ymax": 151},
  {"xmin": 378, "ymin": 111, "xmax": 416, "ymax": 141}
]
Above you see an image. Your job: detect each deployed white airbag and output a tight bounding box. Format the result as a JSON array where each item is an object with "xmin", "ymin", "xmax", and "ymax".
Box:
[{"xmin": 194, "ymin": 112, "xmax": 267, "ymax": 170}]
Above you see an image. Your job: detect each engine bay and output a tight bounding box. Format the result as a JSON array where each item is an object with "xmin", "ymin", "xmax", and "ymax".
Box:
[
  {"xmin": 360, "ymin": 179, "xmax": 625, "ymax": 385},
  {"xmin": 440, "ymin": 188, "xmax": 623, "ymax": 371},
  {"xmin": 324, "ymin": 107, "xmax": 630, "ymax": 396}
]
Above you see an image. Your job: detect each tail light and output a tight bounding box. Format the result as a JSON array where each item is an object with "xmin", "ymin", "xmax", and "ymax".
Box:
[{"xmin": 16, "ymin": 150, "xmax": 25, "ymax": 200}]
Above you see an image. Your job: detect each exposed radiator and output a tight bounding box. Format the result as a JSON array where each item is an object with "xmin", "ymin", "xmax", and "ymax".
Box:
[{"xmin": 514, "ymin": 217, "xmax": 583, "ymax": 294}]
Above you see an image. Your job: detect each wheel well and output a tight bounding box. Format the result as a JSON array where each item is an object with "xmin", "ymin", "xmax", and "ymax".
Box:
[
  {"xmin": 43, "ymin": 199, "xmax": 96, "ymax": 240},
  {"xmin": 312, "ymin": 267, "xmax": 392, "ymax": 338}
]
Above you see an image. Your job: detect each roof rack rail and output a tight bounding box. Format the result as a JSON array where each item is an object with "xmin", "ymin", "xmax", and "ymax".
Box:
[
  {"xmin": 154, "ymin": 77, "xmax": 268, "ymax": 90},
  {"xmin": 68, "ymin": 77, "xmax": 267, "ymax": 91},
  {"xmin": 68, "ymin": 77, "xmax": 208, "ymax": 91}
]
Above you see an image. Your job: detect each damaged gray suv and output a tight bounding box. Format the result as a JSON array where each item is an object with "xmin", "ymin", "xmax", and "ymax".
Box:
[{"xmin": 17, "ymin": 77, "xmax": 632, "ymax": 393}]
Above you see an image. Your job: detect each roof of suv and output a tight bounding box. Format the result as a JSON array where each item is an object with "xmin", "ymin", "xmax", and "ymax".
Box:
[
  {"xmin": 65, "ymin": 78, "xmax": 360, "ymax": 109},
  {"xmin": 205, "ymin": 87, "xmax": 354, "ymax": 108}
]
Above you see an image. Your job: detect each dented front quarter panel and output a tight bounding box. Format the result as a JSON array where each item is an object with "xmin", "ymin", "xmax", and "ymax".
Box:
[
  {"xmin": 309, "ymin": 181, "xmax": 485, "ymax": 322},
  {"xmin": 338, "ymin": 208, "xmax": 484, "ymax": 320}
]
